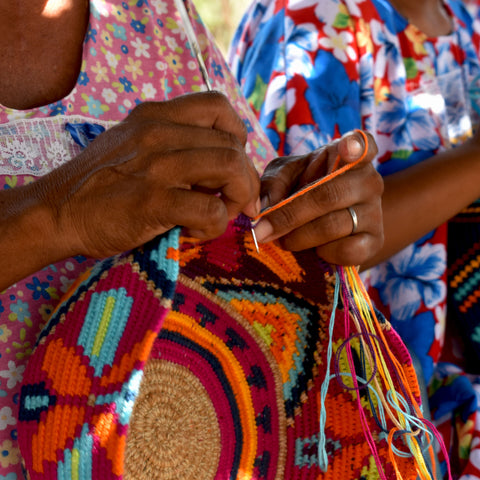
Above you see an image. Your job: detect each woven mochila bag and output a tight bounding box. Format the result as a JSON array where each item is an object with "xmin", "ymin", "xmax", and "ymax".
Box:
[{"xmin": 17, "ymin": 215, "xmax": 437, "ymax": 480}]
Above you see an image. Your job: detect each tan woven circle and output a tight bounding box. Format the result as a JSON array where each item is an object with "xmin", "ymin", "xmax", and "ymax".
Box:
[{"xmin": 124, "ymin": 359, "xmax": 221, "ymax": 480}]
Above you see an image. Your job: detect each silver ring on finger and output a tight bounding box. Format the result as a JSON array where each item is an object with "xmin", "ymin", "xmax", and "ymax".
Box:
[{"xmin": 347, "ymin": 206, "xmax": 358, "ymax": 235}]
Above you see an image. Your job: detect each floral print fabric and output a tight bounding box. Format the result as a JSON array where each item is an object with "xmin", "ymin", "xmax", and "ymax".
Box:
[
  {"xmin": 230, "ymin": 0, "xmax": 480, "ymax": 477},
  {"xmin": 0, "ymin": 1, "xmax": 275, "ymax": 478}
]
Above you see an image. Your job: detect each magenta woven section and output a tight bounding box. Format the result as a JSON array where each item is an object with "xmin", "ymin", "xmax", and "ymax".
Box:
[{"xmin": 17, "ymin": 218, "xmax": 421, "ymax": 479}]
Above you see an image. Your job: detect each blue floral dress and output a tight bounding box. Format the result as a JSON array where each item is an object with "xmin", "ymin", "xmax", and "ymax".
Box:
[{"xmin": 230, "ymin": 0, "xmax": 480, "ymax": 477}]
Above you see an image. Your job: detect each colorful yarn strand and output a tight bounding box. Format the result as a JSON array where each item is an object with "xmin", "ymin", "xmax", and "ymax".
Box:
[
  {"xmin": 266, "ymin": 128, "xmax": 455, "ymax": 479},
  {"xmin": 318, "ymin": 265, "xmax": 453, "ymax": 480}
]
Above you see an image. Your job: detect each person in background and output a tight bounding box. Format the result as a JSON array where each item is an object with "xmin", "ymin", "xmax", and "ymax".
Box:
[
  {"xmin": 0, "ymin": 0, "xmax": 383, "ymax": 478},
  {"xmin": 230, "ymin": 0, "xmax": 480, "ymax": 476}
]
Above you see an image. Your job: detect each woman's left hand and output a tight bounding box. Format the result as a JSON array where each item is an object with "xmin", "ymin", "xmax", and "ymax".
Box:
[{"xmin": 254, "ymin": 130, "xmax": 384, "ymax": 267}]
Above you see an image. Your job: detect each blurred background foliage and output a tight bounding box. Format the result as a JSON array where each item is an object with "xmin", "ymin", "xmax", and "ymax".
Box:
[{"xmin": 193, "ymin": 0, "xmax": 251, "ymax": 55}]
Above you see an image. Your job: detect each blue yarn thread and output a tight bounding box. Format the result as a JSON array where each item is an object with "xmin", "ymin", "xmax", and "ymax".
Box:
[
  {"xmin": 318, "ymin": 271, "xmax": 341, "ymax": 472},
  {"xmin": 317, "ymin": 267, "xmax": 436, "ymax": 477},
  {"xmin": 326, "ymin": 373, "xmax": 436, "ymax": 469}
]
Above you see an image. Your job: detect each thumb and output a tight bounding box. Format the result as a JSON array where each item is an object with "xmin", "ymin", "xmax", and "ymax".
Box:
[{"xmin": 336, "ymin": 130, "xmax": 376, "ymax": 167}]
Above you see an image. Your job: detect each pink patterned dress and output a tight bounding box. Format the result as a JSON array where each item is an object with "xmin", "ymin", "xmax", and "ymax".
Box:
[{"xmin": 0, "ymin": 1, "xmax": 274, "ymax": 477}]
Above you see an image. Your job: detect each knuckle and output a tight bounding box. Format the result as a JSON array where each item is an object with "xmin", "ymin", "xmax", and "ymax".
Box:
[
  {"xmin": 373, "ymin": 170, "xmax": 384, "ymax": 195},
  {"xmin": 339, "ymin": 236, "xmax": 370, "ymax": 266},
  {"xmin": 135, "ymin": 123, "xmax": 167, "ymax": 150},
  {"xmin": 239, "ymin": 119, "xmax": 248, "ymax": 142},
  {"xmin": 224, "ymin": 132, "xmax": 247, "ymax": 155},
  {"xmin": 223, "ymin": 150, "xmax": 252, "ymax": 190},
  {"xmin": 363, "ymin": 164, "xmax": 384, "ymax": 193},
  {"xmin": 316, "ymin": 181, "xmax": 344, "ymax": 208},
  {"xmin": 201, "ymin": 196, "xmax": 228, "ymax": 227},
  {"xmin": 270, "ymin": 204, "xmax": 298, "ymax": 230},
  {"xmin": 208, "ymin": 91, "xmax": 247, "ymax": 142},
  {"xmin": 203, "ymin": 90, "xmax": 235, "ymax": 114},
  {"xmin": 130, "ymin": 101, "xmax": 155, "ymax": 118},
  {"xmin": 237, "ymin": 121, "xmax": 248, "ymax": 145},
  {"xmin": 375, "ymin": 230, "xmax": 385, "ymax": 251},
  {"xmin": 262, "ymin": 156, "xmax": 291, "ymax": 179},
  {"xmin": 217, "ymin": 147, "xmax": 245, "ymax": 177},
  {"xmin": 322, "ymin": 210, "xmax": 344, "ymax": 236},
  {"xmin": 370, "ymin": 200, "xmax": 384, "ymax": 228},
  {"xmin": 143, "ymin": 190, "xmax": 168, "ymax": 222},
  {"xmin": 208, "ymin": 90, "xmax": 232, "ymax": 111}
]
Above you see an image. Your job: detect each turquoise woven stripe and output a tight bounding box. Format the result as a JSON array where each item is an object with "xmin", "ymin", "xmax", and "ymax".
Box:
[
  {"xmin": 77, "ymin": 287, "xmax": 133, "ymax": 376},
  {"xmin": 57, "ymin": 424, "xmax": 93, "ymax": 480},
  {"xmin": 453, "ymin": 269, "xmax": 480, "ymax": 302}
]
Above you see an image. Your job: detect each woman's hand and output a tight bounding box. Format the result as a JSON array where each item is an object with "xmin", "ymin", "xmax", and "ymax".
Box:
[
  {"xmin": 42, "ymin": 92, "xmax": 260, "ymax": 255},
  {"xmin": 254, "ymin": 130, "xmax": 384, "ymax": 267},
  {"xmin": 0, "ymin": 92, "xmax": 260, "ymax": 289}
]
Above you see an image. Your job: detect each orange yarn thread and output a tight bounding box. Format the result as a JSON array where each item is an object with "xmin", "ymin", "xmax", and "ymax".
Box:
[
  {"xmin": 254, "ymin": 129, "xmax": 369, "ymax": 222},
  {"xmin": 346, "ymin": 266, "xmax": 438, "ymax": 480}
]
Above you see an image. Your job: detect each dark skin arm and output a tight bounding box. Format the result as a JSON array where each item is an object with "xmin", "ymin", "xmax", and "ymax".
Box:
[
  {"xmin": 0, "ymin": 92, "xmax": 260, "ymax": 291},
  {"xmin": 1, "ymin": 104, "xmax": 387, "ymax": 291},
  {"xmin": 373, "ymin": 131, "xmax": 480, "ymax": 269},
  {"xmin": 255, "ymin": 128, "xmax": 480, "ymax": 271},
  {"xmin": 245, "ymin": 1, "xmax": 472, "ymax": 272}
]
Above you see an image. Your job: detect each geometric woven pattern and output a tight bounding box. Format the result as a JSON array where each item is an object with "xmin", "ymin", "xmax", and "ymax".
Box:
[
  {"xmin": 447, "ymin": 200, "xmax": 480, "ymax": 372},
  {"xmin": 18, "ymin": 216, "xmax": 420, "ymax": 479},
  {"xmin": 18, "ymin": 229, "xmax": 180, "ymax": 480}
]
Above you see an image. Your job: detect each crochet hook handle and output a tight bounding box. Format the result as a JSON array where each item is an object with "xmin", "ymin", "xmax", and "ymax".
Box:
[{"xmin": 173, "ymin": 0, "xmax": 212, "ymax": 91}]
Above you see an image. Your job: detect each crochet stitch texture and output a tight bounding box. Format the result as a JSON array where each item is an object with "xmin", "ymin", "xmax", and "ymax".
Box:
[{"xmin": 17, "ymin": 216, "xmax": 420, "ymax": 479}]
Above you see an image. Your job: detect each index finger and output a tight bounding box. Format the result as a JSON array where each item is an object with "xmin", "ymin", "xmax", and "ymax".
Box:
[
  {"xmin": 130, "ymin": 91, "xmax": 248, "ymax": 146},
  {"xmin": 255, "ymin": 130, "xmax": 372, "ymax": 222}
]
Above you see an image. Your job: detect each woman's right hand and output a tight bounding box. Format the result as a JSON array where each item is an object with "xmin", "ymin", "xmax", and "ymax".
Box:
[{"xmin": 0, "ymin": 92, "xmax": 260, "ymax": 289}]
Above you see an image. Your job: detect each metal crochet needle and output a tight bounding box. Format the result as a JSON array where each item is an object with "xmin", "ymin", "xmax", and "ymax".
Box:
[
  {"xmin": 173, "ymin": 0, "xmax": 212, "ymax": 90},
  {"xmin": 251, "ymin": 226, "xmax": 260, "ymax": 253},
  {"xmin": 174, "ymin": 0, "xmax": 260, "ymax": 252}
]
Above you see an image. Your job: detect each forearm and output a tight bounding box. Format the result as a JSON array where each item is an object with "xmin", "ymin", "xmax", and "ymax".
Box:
[
  {"xmin": 0, "ymin": 182, "xmax": 71, "ymax": 291},
  {"xmin": 363, "ymin": 139, "xmax": 480, "ymax": 269}
]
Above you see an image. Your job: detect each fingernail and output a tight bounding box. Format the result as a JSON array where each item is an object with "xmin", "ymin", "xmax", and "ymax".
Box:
[
  {"xmin": 254, "ymin": 218, "xmax": 274, "ymax": 243},
  {"xmin": 347, "ymin": 136, "xmax": 362, "ymax": 157}
]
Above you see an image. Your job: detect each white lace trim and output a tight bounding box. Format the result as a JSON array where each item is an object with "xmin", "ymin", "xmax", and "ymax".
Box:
[{"xmin": 0, "ymin": 115, "xmax": 118, "ymax": 177}]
